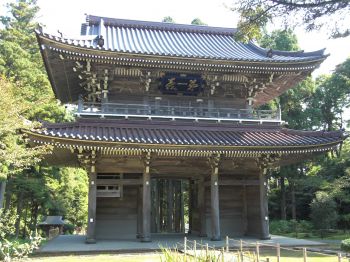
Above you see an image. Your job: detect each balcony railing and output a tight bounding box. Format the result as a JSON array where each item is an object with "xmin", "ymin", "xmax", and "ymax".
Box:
[{"xmin": 76, "ymin": 101, "xmax": 282, "ymax": 124}]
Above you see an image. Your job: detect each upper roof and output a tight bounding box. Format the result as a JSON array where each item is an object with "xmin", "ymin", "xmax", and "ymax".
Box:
[{"xmin": 40, "ymin": 14, "xmax": 326, "ymax": 63}]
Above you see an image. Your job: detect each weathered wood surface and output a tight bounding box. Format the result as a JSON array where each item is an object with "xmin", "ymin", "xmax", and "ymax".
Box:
[
  {"xmin": 86, "ymin": 171, "xmax": 97, "ymax": 243},
  {"xmin": 210, "ymin": 165, "xmax": 221, "ymax": 241}
]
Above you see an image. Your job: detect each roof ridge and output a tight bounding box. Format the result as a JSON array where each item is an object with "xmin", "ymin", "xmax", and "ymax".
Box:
[{"xmin": 85, "ymin": 14, "xmax": 237, "ymax": 36}]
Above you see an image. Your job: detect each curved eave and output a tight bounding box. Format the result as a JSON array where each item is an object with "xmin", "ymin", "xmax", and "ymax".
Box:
[
  {"xmin": 37, "ymin": 32, "xmax": 327, "ymax": 68},
  {"xmin": 23, "ymin": 129, "xmax": 343, "ymax": 156}
]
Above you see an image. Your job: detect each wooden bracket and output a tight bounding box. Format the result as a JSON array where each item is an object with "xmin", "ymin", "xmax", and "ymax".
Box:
[
  {"xmin": 77, "ymin": 150, "xmax": 97, "ymax": 173},
  {"xmin": 141, "ymin": 151, "xmax": 151, "ymax": 174},
  {"xmin": 255, "ymin": 153, "xmax": 281, "ymax": 174},
  {"xmin": 208, "ymin": 154, "xmax": 221, "ymax": 175}
]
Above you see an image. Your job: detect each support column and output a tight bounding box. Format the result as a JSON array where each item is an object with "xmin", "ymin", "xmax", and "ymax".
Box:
[
  {"xmin": 86, "ymin": 151, "xmax": 97, "ymax": 244},
  {"xmin": 210, "ymin": 155, "xmax": 221, "ymax": 241},
  {"xmin": 136, "ymin": 185, "xmax": 142, "ymax": 238},
  {"xmin": 259, "ymin": 170, "xmax": 270, "ymax": 239},
  {"xmin": 180, "ymin": 181, "xmax": 185, "ymax": 233},
  {"xmin": 167, "ymin": 180, "xmax": 174, "ymax": 232},
  {"xmin": 198, "ymin": 178, "xmax": 207, "ymax": 237},
  {"xmin": 188, "ymin": 180, "xmax": 193, "ymax": 234},
  {"xmin": 141, "ymin": 152, "xmax": 151, "ymax": 242},
  {"xmin": 242, "ymin": 185, "xmax": 248, "ymax": 235}
]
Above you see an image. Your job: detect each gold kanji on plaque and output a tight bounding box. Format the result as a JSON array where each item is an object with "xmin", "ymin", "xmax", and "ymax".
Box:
[
  {"xmin": 187, "ymin": 79, "xmax": 198, "ymax": 92},
  {"xmin": 165, "ymin": 77, "xmax": 177, "ymax": 90}
]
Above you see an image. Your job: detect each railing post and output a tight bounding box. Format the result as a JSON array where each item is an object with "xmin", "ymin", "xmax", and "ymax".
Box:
[
  {"xmin": 194, "ymin": 240, "xmax": 196, "ymax": 257},
  {"xmin": 221, "ymin": 247, "xmax": 225, "ymax": 262},
  {"xmin": 303, "ymin": 247, "xmax": 307, "ymax": 262},
  {"xmin": 78, "ymin": 95, "xmax": 83, "ymax": 114},
  {"xmin": 225, "ymin": 236, "xmax": 229, "ymax": 252},
  {"xmin": 256, "ymin": 242, "xmax": 260, "ymax": 262},
  {"xmin": 206, "ymin": 243, "xmax": 209, "ymax": 257},
  {"xmin": 338, "ymin": 252, "xmax": 342, "ymax": 262},
  {"xmin": 276, "ymin": 243, "xmax": 281, "ymax": 262}
]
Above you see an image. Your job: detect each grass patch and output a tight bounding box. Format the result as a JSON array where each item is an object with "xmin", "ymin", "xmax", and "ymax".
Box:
[
  {"xmin": 25, "ymin": 254, "xmax": 162, "ymax": 262},
  {"xmin": 260, "ymin": 249, "xmax": 341, "ymax": 262}
]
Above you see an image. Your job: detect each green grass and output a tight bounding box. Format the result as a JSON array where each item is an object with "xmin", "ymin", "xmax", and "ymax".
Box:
[
  {"xmin": 24, "ymin": 250, "xmax": 343, "ymax": 262},
  {"xmin": 277, "ymin": 230, "xmax": 349, "ymax": 241},
  {"xmin": 25, "ymin": 254, "xmax": 162, "ymax": 262},
  {"xmin": 260, "ymin": 249, "xmax": 341, "ymax": 262}
]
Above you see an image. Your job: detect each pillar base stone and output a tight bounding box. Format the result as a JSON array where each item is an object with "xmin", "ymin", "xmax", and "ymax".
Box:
[
  {"xmin": 211, "ymin": 236, "xmax": 221, "ymax": 241},
  {"xmin": 141, "ymin": 236, "xmax": 152, "ymax": 242},
  {"xmin": 85, "ymin": 238, "xmax": 96, "ymax": 244}
]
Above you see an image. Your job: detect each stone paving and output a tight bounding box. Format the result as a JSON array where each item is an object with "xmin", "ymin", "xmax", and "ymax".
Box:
[{"xmin": 37, "ymin": 234, "xmax": 325, "ymax": 254}]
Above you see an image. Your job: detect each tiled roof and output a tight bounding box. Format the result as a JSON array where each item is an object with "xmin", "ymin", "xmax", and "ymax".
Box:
[
  {"xmin": 37, "ymin": 15, "xmax": 327, "ymax": 63},
  {"xmin": 31, "ymin": 119, "xmax": 344, "ymax": 148}
]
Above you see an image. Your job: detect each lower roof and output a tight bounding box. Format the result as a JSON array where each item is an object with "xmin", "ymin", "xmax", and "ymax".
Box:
[{"xmin": 24, "ymin": 118, "xmax": 345, "ymax": 156}]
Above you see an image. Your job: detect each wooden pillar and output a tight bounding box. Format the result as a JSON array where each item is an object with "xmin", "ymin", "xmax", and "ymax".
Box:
[
  {"xmin": 167, "ymin": 180, "xmax": 174, "ymax": 232},
  {"xmin": 198, "ymin": 177, "xmax": 207, "ymax": 237},
  {"xmin": 141, "ymin": 152, "xmax": 151, "ymax": 242},
  {"xmin": 188, "ymin": 180, "xmax": 193, "ymax": 234},
  {"xmin": 210, "ymin": 155, "xmax": 221, "ymax": 241},
  {"xmin": 136, "ymin": 185, "xmax": 142, "ymax": 238},
  {"xmin": 86, "ymin": 155, "xmax": 97, "ymax": 244},
  {"xmin": 180, "ymin": 181, "xmax": 185, "ymax": 233},
  {"xmin": 259, "ymin": 169, "xmax": 270, "ymax": 239}
]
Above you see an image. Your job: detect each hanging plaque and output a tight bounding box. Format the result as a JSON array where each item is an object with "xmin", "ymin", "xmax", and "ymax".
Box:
[{"xmin": 159, "ymin": 73, "xmax": 204, "ymax": 96}]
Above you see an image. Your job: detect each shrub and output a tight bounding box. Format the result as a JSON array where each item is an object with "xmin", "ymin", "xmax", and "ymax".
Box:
[
  {"xmin": 270, "ymin": 220, "xmax": 293, "ymax": 234},
  {"xmin": 341, "ymin": 239, "xmax": 350, "ymax": 253}
]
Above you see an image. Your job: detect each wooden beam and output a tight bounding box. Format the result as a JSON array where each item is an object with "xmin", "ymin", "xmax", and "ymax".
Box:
[
  {"xmin": 204, "ymin": 179, "xmax": 259, "ymax": 187},
  {"xmin": 141, "ymin": 153, "xmax": 151, "ymax": 242},
  {"xmin": 96, "ymin": 179, "xmax": 142, "ymax": 185},
  {"xmin": 210, "ymin": 155, "xmax": 221, "ymax": 241}
]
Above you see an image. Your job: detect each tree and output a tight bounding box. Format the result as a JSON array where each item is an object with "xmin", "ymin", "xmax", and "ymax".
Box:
[
  {"xmin": 191, "ymin": 18, "xmax": 207, "ymax": 26},
  {"xmin": 162, "ymin": 16, "xmax": 175, "ymax": 23},
  {"xmin": 231, "ymin": 0, "xmax": 350, "ymax": 41},
  {"xmin": 310, "ymin": 191, "xmax": 338, "ymax": 233},
  {"xmin": 307, "ymin": 58, "xmax": 350, "ymax": 131}
]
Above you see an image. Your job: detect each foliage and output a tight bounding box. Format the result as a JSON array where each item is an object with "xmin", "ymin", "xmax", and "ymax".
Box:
[
  {"xmin": 191, "ymin": 18, "xmax": 207, "ymax": 26},
  {"xmin": 270, "ymin": 220, "xmax": 313, "ymax": 235},
  {"xmin": 0, "ymin": 209, "xmax": 16, "ymax": 241},
  {"xmin": 0, "ymin": 235, "xmax": 42, "ymax": 262},
  {"xmin": 260, "ymin": 29, "xmax": 299, "ymax": 51},
  {"xmin": 234, "ymin": 5, "xmax": 270, "ymax": 42},
  {"xmin": 310, "ymin": 191, "xmax": 338, "ymax": 231},
  {"xmin": 162, "ymin": 16, "xmax": 175, "ymax": 23},
  {"xmin": 341, "ymin": 239, "xmax": 350, "ymax": 252},
  {"xmin": 231, "ymin": 0, "xmax": 350, "ymax": 41}
]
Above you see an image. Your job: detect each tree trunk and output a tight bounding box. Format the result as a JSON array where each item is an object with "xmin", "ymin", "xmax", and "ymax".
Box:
[
  {"xmin": 15, "ymin": 191, "xmax": 24, "ymax": 238},
  {"xmin": 0, "ymin": 181, "xmax": 6, "ymax": 209},
  {"xmin": 31, "ymin": 202, "xmax": 39, "ymax": 237},
  {"xmin": 280, "ymin": 177, "xmax": 287, "ymax": 220},
  {"xmin": 4, "ymin": 177, "xmax": 12, "ymax": 211},
  {"xmin": 291, "ymin": 182, "xmax": 296, "ymax": 220}
]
